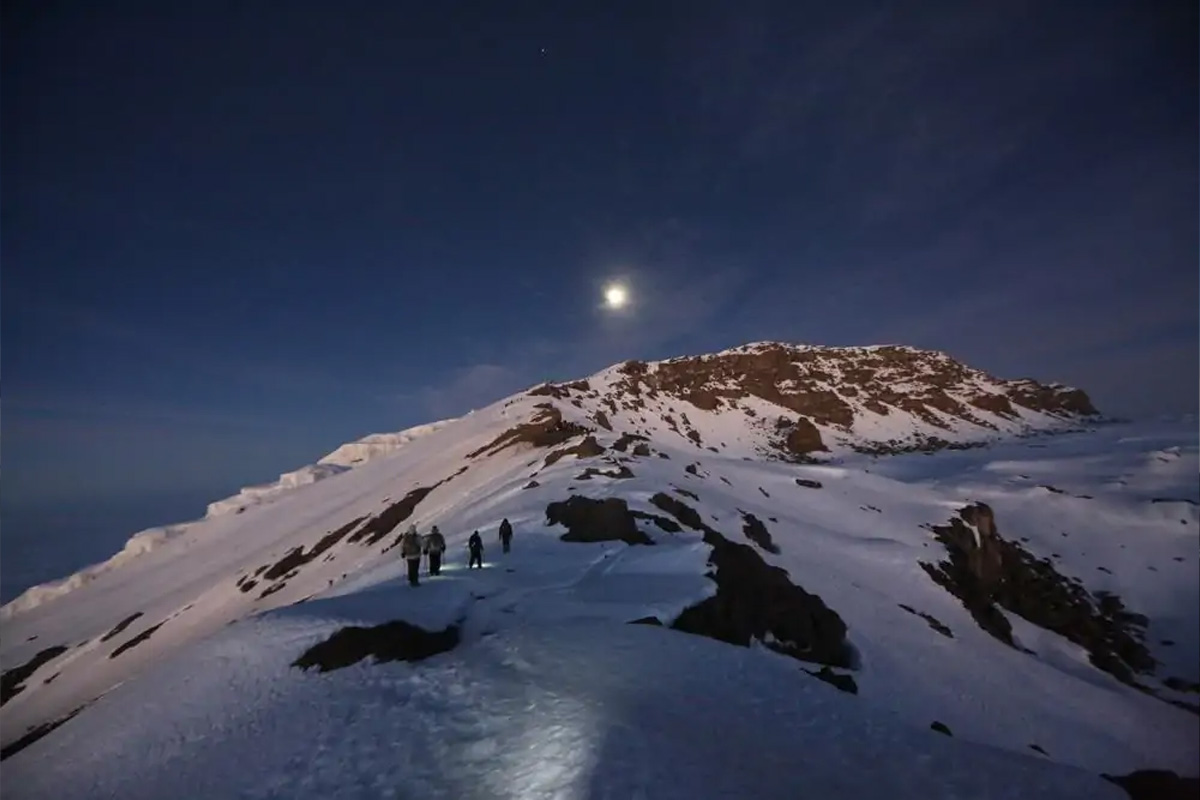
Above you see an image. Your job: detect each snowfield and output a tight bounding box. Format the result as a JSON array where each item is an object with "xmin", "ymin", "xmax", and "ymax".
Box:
[{"xmin": 1, "ymin": 344, "xmax": 1196, "ymax": 798}]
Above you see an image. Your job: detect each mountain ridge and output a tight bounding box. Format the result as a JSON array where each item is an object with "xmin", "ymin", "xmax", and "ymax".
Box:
[
  {"xmin": 4, "ymin": 339, "xmax": 1194, "ymax": 797},
  {"xmin": 1, "ymin": 340, "xmax": 1098, "ymax": 620}
]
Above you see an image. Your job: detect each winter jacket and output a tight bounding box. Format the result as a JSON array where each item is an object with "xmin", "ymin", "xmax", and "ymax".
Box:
[
  {"xmin": 424, "ymin": 530, "xmax": 446, "ymax": 554},
  {"xmin": 468, "ymin": 532, "xmax": 483, "ymax": 553},
  {"xmin": 498, "ymin": 519, "xmax": 513, "ymax": 542},
  {"xmin": 400, "ymin": 530, "xmax": 423, "ymax": 559}
]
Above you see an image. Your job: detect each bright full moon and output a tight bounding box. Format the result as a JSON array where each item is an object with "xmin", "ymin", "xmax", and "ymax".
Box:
[{"xmin": 604, "ymin": 284, "xmax": 629, "ymax": 309}]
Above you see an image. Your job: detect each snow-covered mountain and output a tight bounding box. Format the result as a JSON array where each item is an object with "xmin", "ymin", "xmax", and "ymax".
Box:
[
  {"xmin": 2, "ymin": 342, "xmax": 1196, "ymax": 799},
  {"xmin": 204, "ymin": 420, "xmax": 458, "ymax": 518}
]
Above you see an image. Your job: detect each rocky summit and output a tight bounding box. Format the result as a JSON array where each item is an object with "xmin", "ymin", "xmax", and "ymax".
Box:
[{"xmin": 529, "ymin": 341, "xmax": 1099, "ymax": 459}]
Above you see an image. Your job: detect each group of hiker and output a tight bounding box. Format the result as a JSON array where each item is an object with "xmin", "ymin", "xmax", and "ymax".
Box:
[{"xmin": 396, "ymin": 517, "xmax": 515, "ymax": 587}]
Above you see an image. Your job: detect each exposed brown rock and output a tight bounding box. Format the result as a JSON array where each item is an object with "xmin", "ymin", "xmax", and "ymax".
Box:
[
  {"xmin": 1, "ymin": 645, "xmax": 68, "ymax": 706},
  {"xmin": 545, "ymin": 496, "xmax": 654, "ymax": 545},
  {"xmin": 100, "ymin": 612, "xmax": 145, "ymax": 642},
  {"xmin": 588, "ymin": 343, "xmax": 1097, "ymax": 457},
  {"xmin": 576, "ymin": 464, "xmax": 635, "ymax": 480},
  {"xmin": 544, "ymin": 435, "xmax": 605, "ymax": 467},
  {"xmin": 468, "ymin": 404, "xmax": 591, "ymax": 458},
  {"xmin": 109, "ymin": 621, "xmax": 165, "ymax": 659},
  {"xmin": 611, "ymin": 432, "xmax": 648, "ymax": 452},
  {"xmin": 921, "ymin": 503, "xmax": 1154, "ymax": 685},
  {"xmin": 779, "ymin": 416, "xmax": 827, "ymax": 455}
]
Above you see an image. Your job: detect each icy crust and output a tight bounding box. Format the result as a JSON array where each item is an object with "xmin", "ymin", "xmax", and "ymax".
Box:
[
  {"xmin": 204, "ymin": 464, "xmax": 351, "ymax": 517},
  {"xmin": 316, "ymin": 421, "xmax": 458, "ymax": 468},
  {"xmin": 207, "ymin": 419, "xmax": 460, "ymax": 518}
]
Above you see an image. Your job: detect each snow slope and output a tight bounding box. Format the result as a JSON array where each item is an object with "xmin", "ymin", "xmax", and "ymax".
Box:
[
  {"xmin": 0, "ymin": 420, "xmax": 459, "ymax": 618},
  {"xmin": 1, "ymin": 343, "xmax": 1196, "ymax": 797},
  {"xmin": 206, "ymin": 419, "xmax": 459, "ymax": 518}
]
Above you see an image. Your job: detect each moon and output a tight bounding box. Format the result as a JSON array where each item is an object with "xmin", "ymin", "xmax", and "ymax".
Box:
[{"xmin": 604, "ymin": 284, "xmax": 629, "ymax": 309}]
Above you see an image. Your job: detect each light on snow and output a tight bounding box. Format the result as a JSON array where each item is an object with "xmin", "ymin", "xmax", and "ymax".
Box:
[{"xmin": 603, "ymin": 283, "xmax": 628, "ymax": 309}]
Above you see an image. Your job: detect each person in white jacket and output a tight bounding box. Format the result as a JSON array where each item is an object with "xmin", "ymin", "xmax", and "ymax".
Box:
[
  {"xmin": 400, "ymin": 525, "xmax": 423, "ymax": 586},
  {"xmin": 423, "ymin": 525, "xmax": 447, "ymax": 576}
]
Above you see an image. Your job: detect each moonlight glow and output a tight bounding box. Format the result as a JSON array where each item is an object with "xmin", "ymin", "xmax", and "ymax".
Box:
[{"xmin": 604, "ymin": 284, "xmax": 629, "ymax": 309}]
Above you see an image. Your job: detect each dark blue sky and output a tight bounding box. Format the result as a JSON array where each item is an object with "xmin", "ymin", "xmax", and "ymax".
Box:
[{"xmin": 3, "ymin": 0, "xmax": 1197, "ymax": 505}]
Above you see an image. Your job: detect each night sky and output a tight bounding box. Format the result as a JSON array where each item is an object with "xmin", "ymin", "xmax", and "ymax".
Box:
[{"xmin": 3, "ymin": 1, "xmax": 1196, "ymax": 507}]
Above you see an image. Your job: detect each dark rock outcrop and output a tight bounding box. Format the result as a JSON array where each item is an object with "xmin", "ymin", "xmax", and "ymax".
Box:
[
  {"xmin": 99, "ymin": 612, "xmax": 145, "ymax": 642},
  {"xmin": 544, "ymin": 436, "xmax": 605, "ymax": 467},
  {"xmin": 109, "ymin": 621, "xmax": 166, "ymax": 659},
  {"xmin": 650, "ymin": 494, "xmax": 851, "ymax": 668},
  {"xmin": 630, "ymin": 510, "xmax": 683, "ymax": 533},
  {"xmin": 921, "ymin": 503, "xmax": 1154, "ymax": 685},
  {"xmin": 261, "ymin": 515, "xmax": 369, "ymax": 581},
  {"xmin": 804, "ymin": 666, "xmax": 858, "ymax": 694},
  {"xmin": 611, "ymin": 432, "xmax": 649, "ymax": 452},
  {"xmin": 1103, "ymin": 770, "xmax": 1200, "ymax": 800},
  {"xmin": 649, "ymin": 492, "xmax": 707, "ymax": 530},
  {"xmin": 795, "ymin": 478, "xmax": 824, "ymax": 489},
  {"xmin": 1, "ymin": 645, "xmax": 68, "ymax": 706},
  {"xmin": 930, "ymin": 721, "xmax": 952, "ymax": 736},
  {"xmin": 0, "ymin": 704, "xmax": 87, "ymax": 761},
  {"xmin": 576, "ymin": 464, "xmax": 635, "ymax": 481},
  {"xmin": 545, "ymin": 496, "xmax": 654, "ymax": 545},
  {"xmin": 898, "ymin": 604, "xmax": 953, "ymax": 638},
  {"xmin": 350, "ymin": 487, "xmax": 437, "ymax": 546},
  {"xmin": 293, "ymin": 620, "xmax": 460, "ymax": 673},
  {"xmin": 741, "ymin": 512, "xmax": 780, "ymax": 554},
  {"xmin": 777, "ymin": 416, "xmax": 827, "ymax": 456}
]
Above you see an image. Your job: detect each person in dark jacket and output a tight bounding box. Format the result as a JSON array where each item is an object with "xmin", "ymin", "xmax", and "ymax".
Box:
[
  {"xmin": 424, "ymin": 525, "xmax": 447, "ymax": 576},
  {"xmin": 400, "ymin": 525, "xmax": 423, "ymax": 586},
  {"xmin": 467, "ymin": 531, "xmax": 484, "ymax": 569},
  {"xmin": 498, "ymin": 518, "xmax": 514, "ymax": 554}
]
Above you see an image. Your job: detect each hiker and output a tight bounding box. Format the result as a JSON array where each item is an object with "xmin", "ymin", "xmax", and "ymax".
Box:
[
  {"xmin": 498, "ymin": 518, "xmax": 513, "ymax": 554},
  {"xmin": 400, "ymin": 525, "xmax": 423, "ymax": 586},
  {"xmin": 467, "ymin": 531, "xmax": 484, "ymax": 569},
  {"xmin": 424, "ymin": 525, "xmax": 447, "ymax": 576}
]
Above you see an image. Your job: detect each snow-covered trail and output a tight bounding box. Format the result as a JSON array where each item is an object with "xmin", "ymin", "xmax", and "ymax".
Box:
[{"xmin": 5, "ymin": 611, "xmax": 1127, "ymax": 800}]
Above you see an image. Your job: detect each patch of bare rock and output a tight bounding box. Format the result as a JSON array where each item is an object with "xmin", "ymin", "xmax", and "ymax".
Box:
[
  {"xmin": 648, "ymin": 493, "xmax": 852, "ymax": 669},
  {"xmin": 545, "ymin": 496, "xmax": 655, "ymax": 545},
  {"xmin": 920, "ymin": 503, "xmax": 1154, "ymax": 686},
  {"xmin": 293, "ymin": 620, "xmax": 460, "ymax": 673}
]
